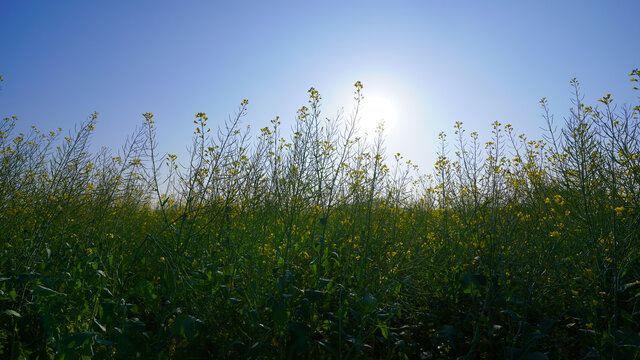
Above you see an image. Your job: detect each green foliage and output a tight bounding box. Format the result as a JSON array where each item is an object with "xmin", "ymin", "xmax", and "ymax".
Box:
[{"xmin": 1, "ymin": 73, "xmax": 640, "ymax": 359}]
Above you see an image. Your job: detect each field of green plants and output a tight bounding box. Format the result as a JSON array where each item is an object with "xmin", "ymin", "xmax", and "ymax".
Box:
[{"xmin": 1, "ymin": 72, "xmax": 640, "ymax": 359}]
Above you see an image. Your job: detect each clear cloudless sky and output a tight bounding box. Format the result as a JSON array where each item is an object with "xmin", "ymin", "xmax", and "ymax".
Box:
[{"xmin": 2, "ymin": 0, "xmax": 639, "ymax": 171}]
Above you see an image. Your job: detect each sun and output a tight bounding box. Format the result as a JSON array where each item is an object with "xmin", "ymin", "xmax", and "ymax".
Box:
[{"xmin": 358, "ymin": 95, "xmax": 397, "ymax": 136}]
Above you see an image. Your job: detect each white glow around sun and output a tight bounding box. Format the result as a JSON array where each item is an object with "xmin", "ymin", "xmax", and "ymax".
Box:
[{"xmin": 358, "ymin": 95, "xmax": 397, "ymax": 136}]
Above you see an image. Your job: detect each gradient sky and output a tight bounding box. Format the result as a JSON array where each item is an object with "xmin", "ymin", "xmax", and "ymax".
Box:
[{"xmin": 2, "ymin": 0, "xmax": 639, "ymax": 171}]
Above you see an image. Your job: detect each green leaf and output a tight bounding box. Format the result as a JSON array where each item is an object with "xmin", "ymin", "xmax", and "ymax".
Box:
[
  {"xmin": 461, "ymin": 273, "xmax": 486, "ymax": 294},
  {"xmin": 171, "ymin": 314, "xmax": 203, "ymax": 340},
  {"xmin": 134, "ymin": 280, "xmax": 158, "ymax": 309},
  {"xmin": 93, "ymin": 318, "xmax": 106, "ymax": 332},
  {"xmin": 521, "ymin": 352, "xmax": 549, "ymax": 360},
  {"xmin": 304, "ymin": 289, "xmax": 324, "ymax": 302},
  {"xmin": 33, "ymin": 284, "xmax": 66, "ymax": 297},
  {"xmin": 95, "ymin": 337, "xmax": 114, "ymax": 347},
  {"xmin": 3, "ymin": 309, "xmax": 21, "ymax": 317},
  {"xmin": 436, "ymin": 325, "xmax": 456, "ymax": 340},
  {"xmin": 378, "ymin": 323, "xmax": 389, "ymax": 339},
  {"xmin": 621, "ymin": 281, "xmax": 639, "ymax": 292},
  {"xmin": 61, "ymin": 332, "xmax": 96, "ymax": 349},
  {"xmin": 539, "ymin": 318, "xmax": 555, "ymax": 333},
  {"xmin": 125, "ymin": 317, "xmax": 146, "ymax": 330},
  {"xmin": 318, "ymin": 278, "xmax": 332, "ymax": 288},
  {"xmin": 489, "ymin": 324, "xmax": 503, "ymax": 336},
  {"xmin": 272, "ymin": 301, "xmax": 287, "ymax": 327},
  {"xmin": 500, "ymin": 309, "xmax": 520, "ymax": 320},
  {"xmin": 360, "ymin": 293, "xmax": 378, "ymax": 313}
]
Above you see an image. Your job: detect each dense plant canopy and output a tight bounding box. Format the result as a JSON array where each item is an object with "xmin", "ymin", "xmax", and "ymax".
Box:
[{"xmin": 1, "ymin": 72, "xmax": 640, "ymax": 359}]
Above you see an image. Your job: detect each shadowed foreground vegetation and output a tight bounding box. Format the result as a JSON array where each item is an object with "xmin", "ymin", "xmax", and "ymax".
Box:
[{"xmin": 1, "ymin": 73, "xmax": 640, "ymax": 359}]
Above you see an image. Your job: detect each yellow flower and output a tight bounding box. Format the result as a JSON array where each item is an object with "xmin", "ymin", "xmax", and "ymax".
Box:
[
  {"xmin": 86, "ymin": 248, "xmax": 93, "ymax": 254},
  {"xmin": 554, "ymin": 194, "xmax": 564, "ymax": 205},
  {"xmin": 614, "ymin": 206, "xmax": 625, "ymax": 216},
  {"xmin": 159, "ymin": 257, "xmax": 166, "ymax": 263}
]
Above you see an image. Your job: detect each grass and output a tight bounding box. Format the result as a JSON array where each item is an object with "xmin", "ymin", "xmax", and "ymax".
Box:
[{"xmin": 1, "ymin": 73, "xmax": 640, "ymax": 359}]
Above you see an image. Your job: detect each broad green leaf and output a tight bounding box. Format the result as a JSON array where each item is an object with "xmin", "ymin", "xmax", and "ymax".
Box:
[
  {"xmin": 304, "ymin": 289, "xmax": 324, "ymax": 302},
  {"xmin": 360, "ymin": 293, "xmax": 378, "ymax": 312},
  {"xmin": 318, "ymin": 278, "xmax": 332, "ymax": 288},
  {"xmin": 3, "ymin": 309, "xmax": 21, "ymax": 317},
  {"xmin": 61, "ymin": 332, "xmax": 96, "ymax": 349},
  {"xmin": 171, "ymin": 314, "xmax": 203, "ymax": 340},
  {"xmin": 378, "ymin": 323, "xmax": 389, "ymax": 339},
  {"xmin": 521, "ymin": 352, "xmax": 549, "ymax": 360}
]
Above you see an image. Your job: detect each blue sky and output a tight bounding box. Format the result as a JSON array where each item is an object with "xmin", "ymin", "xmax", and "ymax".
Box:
[{"xmin": 2, "ymin": 1, "xmax": 639, "ymax": 171}]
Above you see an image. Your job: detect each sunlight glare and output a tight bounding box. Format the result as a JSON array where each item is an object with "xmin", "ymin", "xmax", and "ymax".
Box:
[{"xmin": 358, "ymin": 95, "xmax": 397, "ymax": 136}]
